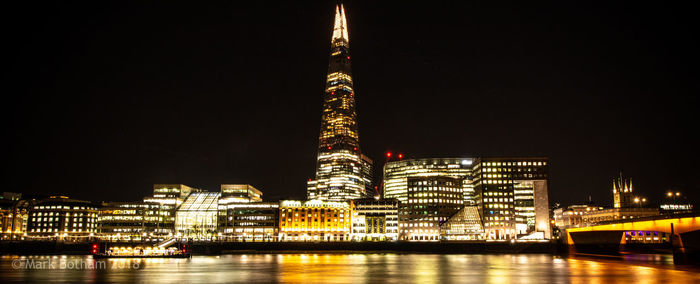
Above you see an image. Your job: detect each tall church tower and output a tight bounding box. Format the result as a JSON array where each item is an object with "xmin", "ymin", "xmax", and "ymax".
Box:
[
  {"xmin": 613, "ymin": 173, "xmax": 634, "ymax": 208},
  {"xmin": 307, "ymin": 4, "xmax": 371, "ymax": 201}
]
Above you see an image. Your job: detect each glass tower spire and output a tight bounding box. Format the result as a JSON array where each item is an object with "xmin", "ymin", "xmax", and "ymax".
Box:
[{"xmin": 307, "ymin": 4, "xmax": 371, "ymax": 201}]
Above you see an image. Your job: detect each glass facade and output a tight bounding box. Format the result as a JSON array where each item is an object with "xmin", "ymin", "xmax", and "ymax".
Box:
[
  {"xmin": 440, "ymin": 205, "xmax": 485, "ymax": 241},
  {"xmin": 308, "ymin": 4, "xmax": 371, "ymax": 202},
  {"xmin": 175, "ymin": 192, "xmax": 219, "ymax": 238},
  {"xmin": 383, "ymin": 158, "xmax": 473, "ymax": 203}
]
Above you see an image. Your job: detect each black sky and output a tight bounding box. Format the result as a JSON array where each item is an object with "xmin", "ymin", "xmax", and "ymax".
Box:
[{"xmin": 3, "ymin": 1, "xmax": 698, "ymax": 206}]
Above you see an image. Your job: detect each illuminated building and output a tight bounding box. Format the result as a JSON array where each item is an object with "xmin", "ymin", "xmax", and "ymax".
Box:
[
  {"xmin": 440, "ymin": 206, "xmax": 485, "ymax": 241},
  {"xmin": 307, "ymin": 4, "xmax": 372, "ymax": 202},
  {"xmin": 175, "ymin": 192, "xmax": 219, "ymax": 239},
  {"xmin": 142, "ymin": 184, "xmax": 196, "ymax": 235},
  {"xmin": 472, "ymin": 157, "xmax": 550, "ymax": 240},
  {"xmin": 360, "ymin": 154, "xmax": 375, "ymax": 196},
  {"xmin": 0, "ymin": 199, "xmax": 29, "ymax": 240},
  {"xmin": 219, "ymin": 202, "xmax": 279, "ymax": 241},
  {"xmin": 659, "ymin": 191, "xmax": 693, "ymax": 214},
  {"xmin": 278, "ymin": 200, "xmax": 352, "ymax": 241},
  {"xmin": 1, "ymin": 192, "xmax": 22, "ymax": 201},
  {"xmin": 576, "ymin": 175, "xmax": 659, "ymax": 224},
  {"xmin": 98, "ymin": 201, "xmax": 171, "ymax": 241},
  {"xmin": 613, "ymin": 174, "xmax": 635, "ymax": 208},
  {"xmin": 219, "ymin": 184, "xmax": 262, "ymax": 204},
  {"xmin": 552, "ymin": 204, "xmax": 602, "ymax": 228},
  {"xmin": 580, "ymin": 207, "xmax": 659, "ymax": 224},
  {"xmin": 351, "ymin": 198, "xmax": 399, "ymax": 241},
  {"xmin": 144, "ymin": 184, "xmax": 196, "ymax": 207},
  {"xmin": 26, "ymin": 196, "xmax": 99, "ymax": 240},
  {"xmin": 400, "ymin": 177, "xmax": 464, "ymax": 241},
  {"xmin": 383, "ymin": 158, "xmax": 473, "ymax": 203}
]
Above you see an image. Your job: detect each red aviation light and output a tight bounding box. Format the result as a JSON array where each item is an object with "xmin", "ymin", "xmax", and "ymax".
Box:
[
  {"xmin": 353, "ymin": 147, "xmax": 357, "ymax": 151},
  {"xmin": 386, "ymin": 152, "xmax": 392, "ymax": 158},
  {"xmin": 92, "ymin": 244, "xmax": 98, "ymax": 249},
  {"xmin": 327, "ymin": 146, "xmax": 332, "ymax": 150},
  {"xmin": 398, "ymin": 153, "xmax": 404, "ymax": 159},
  {"xmin": 346, "ymin": 56, "xmax": 350, "ymax": 60}
]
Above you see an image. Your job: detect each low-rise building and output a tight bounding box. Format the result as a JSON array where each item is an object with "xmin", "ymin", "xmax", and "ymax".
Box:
[
  {"xmin": 27, "ymin": 196, "xmax": 99, "ymax": 240},
  {"xmin": 351, "ymin": 198, "xmax": 399, "ymax": 241},
  {"xmin": 98, "ymin": 201, "xmax": 171, "ymax": 241},
  {"xmin": 219, "ymin": 202, "xmax": 279, "ymax": 241},
  {"xmin": 219, "ymin": 184, "xmax": 262, "ymax": 204},
  {"xmin": 553, "ymin": 204, "xmax": 602, "ymax": 228},
  {"xmin": 0, "ymin": 199, "xmax": 30, "ymax": 240},
  {"xmin": 278, "ymin": 200, "xmax": 352, "ymax": 241},
  {"xmin": 659, "ymin": 191, "xmax": 693, "ymax": 214},
  {"xmin": 580, "ymin": 207, "xmax": 659, "ymax": 224}
]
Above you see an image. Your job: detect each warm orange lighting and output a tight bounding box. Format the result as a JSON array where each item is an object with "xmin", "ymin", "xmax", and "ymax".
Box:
[
  {"xmin": 634, "ymin": 197, "xmax": 640, "ymax": 203},
  {"xmin": 676, "ymin": 192, "xmax": 681, "ymax": 196},
  {"xmin": 667, "ymin": 192, "xmax": 673, "ymax": 197}
]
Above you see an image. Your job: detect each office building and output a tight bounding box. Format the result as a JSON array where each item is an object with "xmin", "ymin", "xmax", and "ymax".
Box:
[
  {"xmin": 144, "ymin": 184, "xmax": 196, "ymax": 207},
  {"xmin": 472, "ymin": 157, "xmax": 550, "ymax": 240},
  {"xmin": 219, "ymin": 184, "xmax": 262, "ymax": 204},
  {"xmin": 219, "ymin": 202, "xmax": 279, "ymax": 241},
  {"xmin": 98, "ymin": 201, "xmax": 170, "ymax": 241},
  {"xmin": 175, "ymin": 192, "xmax": 219, "ymax": 239},
  {"xmin": 351, "ymin": 198, "xmax": 399, "ymax": 241},
  {"xmin": 383, "ymin": 158, "xmax": 473, "ymax": 203},
  {"xmin": 142, "ymin": 184, "xmax": 196, "ymax": 236},
  {"xmin": 307, "ymin": 4, "xmax": 372, "ymax": 202},
  {"xmin": 26, "ymin": 196, "xmax": 99, "ymax": 240},
  {"xmin": 399, "ymin": 176, "xmax": 464, "ymax": 241}
]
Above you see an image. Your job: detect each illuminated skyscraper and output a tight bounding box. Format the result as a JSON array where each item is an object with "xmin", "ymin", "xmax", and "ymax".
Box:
[{"xmin": 308, "ymin": 4, "xmax": 371, "ymax": 201}]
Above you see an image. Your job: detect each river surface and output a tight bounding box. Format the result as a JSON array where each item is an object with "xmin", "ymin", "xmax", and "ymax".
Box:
[{"xmin": 0, "ymin": 254, "xmax": 698, "ymax": 283}]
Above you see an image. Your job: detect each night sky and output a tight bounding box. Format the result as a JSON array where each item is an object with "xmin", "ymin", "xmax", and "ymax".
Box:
[{"xmin": 4, "ymin": 1, "xmax": 698, "ymax": 206}]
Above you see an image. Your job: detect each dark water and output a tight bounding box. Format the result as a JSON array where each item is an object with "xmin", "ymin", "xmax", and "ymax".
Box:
[{"xmin": 1, "ymin": 254, "xmax": 698, "ymax": 283}]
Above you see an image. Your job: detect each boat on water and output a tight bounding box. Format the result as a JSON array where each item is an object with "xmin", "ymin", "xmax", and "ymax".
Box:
[{"xmin": 92, "ymin": 244, "xmax": 191, "ymax": 259}]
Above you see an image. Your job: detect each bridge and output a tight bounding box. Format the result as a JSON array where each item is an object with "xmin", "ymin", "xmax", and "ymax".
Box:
[{"xmin": 563, "ymin": 213, "xmax": 700, "ymax": 262}]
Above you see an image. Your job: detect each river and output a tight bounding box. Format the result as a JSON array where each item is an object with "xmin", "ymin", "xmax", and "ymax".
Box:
[{"xmin": 1, "ymin": 254, "xmax": 698, "ymax": 283}]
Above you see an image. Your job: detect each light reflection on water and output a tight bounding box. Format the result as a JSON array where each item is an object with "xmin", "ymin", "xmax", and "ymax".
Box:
[{"xmin": 1, "ymin": 254, "xmax": 698, "ymax": 283}]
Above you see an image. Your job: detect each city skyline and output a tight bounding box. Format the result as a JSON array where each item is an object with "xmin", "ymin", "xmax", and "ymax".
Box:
[{"xmin": 4, "ymin": 2, "xmax": 698, "ymax": 206}]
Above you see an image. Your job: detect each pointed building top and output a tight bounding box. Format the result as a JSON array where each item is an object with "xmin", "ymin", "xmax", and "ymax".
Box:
[{"xmin": 332, "ymin": 4, "xmax": 349, "ymax": 46}]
